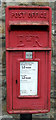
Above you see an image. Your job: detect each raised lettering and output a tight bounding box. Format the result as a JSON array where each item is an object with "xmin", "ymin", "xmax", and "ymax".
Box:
[
  {"xmin": 44, "ymin": 12, "xmax": 47, "ymax": 18},
  {"xmin": 33, "ymin": 36, "xmax": 42, "ymax": 47},
  {"xmin": 11, "ymin": 12, "xmax": 14, "ymax": 18},
  {"xmin": 16, "ymin": 35, "xmax": 24, "ymax": 47},
  {"xmin": 11, "ymin": 11, "xmax": 47, "ymax": 19},
  {"xmin": 40, "ymin": 12, "xmax": 43, "ymax": 18}
]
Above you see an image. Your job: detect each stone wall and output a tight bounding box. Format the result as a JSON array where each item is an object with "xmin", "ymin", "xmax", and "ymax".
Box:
[{"xmin": 0, "ymin": 1, "xmax": 55, "ymax": 119}]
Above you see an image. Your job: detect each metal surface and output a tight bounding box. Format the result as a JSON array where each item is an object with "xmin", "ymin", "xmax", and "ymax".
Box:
[{"xmin": 6, "ymin": 6, "xmax": 52, "ymax": 114}]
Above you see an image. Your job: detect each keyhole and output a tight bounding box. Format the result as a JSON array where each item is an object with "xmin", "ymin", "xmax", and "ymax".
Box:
[{"xmin": 16, "ymin": 80, "xmax": 17, "ymax": 84}]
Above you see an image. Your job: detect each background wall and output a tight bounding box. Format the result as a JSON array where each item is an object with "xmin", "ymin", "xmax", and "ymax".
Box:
[{"xmin": 0, "ymin": 0, "xmax": 56, "ymax": 119}]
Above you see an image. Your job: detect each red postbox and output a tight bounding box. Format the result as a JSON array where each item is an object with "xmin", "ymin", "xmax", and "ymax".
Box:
[{"xmin": 6, "ymin": 6, "xmax": 52, "ymax": 114}]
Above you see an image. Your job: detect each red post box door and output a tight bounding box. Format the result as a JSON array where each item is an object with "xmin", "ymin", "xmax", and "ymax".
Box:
[{"xmin": 12, "ymin": 50, "xmax": 51, "ymax": 113}]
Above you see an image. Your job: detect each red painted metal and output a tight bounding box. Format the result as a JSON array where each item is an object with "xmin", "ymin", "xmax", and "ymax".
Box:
[{"xmin": 6, "ymin": 6, "xmax": 52, "ymax": 114}]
